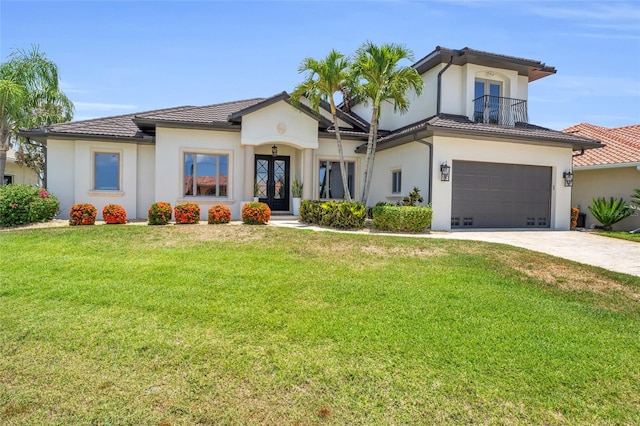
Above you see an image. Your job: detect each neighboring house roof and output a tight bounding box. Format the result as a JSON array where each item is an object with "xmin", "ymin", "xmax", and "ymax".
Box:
[
  {"xmin": 355, "ymin": 114, "xmax": 603, "ymax": 153},
  {"xmin": 412, "ymin": 46, "xmax": 557, "ymax": 82},
  {"xmin": 563, "ymin": 123, "xmax": 640, "ymax": 168}
]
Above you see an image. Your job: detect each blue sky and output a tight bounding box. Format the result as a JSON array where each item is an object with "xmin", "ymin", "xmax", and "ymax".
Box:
[{"xmin": 1, "ymin": 0, "xmax": 639, "ymax": 130}]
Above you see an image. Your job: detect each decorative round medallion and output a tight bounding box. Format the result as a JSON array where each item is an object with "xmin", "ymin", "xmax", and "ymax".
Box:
[{"xmin": 276, "ymin": 122, "xmax": 287, "ymax": 134}]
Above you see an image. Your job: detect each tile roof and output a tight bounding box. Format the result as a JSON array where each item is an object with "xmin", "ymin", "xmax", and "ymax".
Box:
[
  {"xmin": 44, "ymin": 106, "xmax": 195, "ymax": 138},
  {"xmin": 139, "ymin": 98, "xmax": 265, "ymax": 124},
  {"xmin": 563, "ymin": 123, "xmax": 640, "ymax": 167},
  {"xmin": 357, "ymin": 114, "xmax": 602, "ymax": 152},
  {"xmin": 19, "ymin": 99, "xmax": 267, "ymax": 141}
]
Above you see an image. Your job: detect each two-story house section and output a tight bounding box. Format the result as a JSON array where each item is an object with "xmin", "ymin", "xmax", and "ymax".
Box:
[
  {"xmin": 19, "ymin": 46, "xmax": 602, "ymax": 230},
  {"xmin": 351, "ymin": 46, "xmax": 601, "ymax": 230}
]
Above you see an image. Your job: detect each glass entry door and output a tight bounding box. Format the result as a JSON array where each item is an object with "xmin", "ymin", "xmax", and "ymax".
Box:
[{"xmin": 255, "ymin": 155, "xmax": 290, "ymax": 212}]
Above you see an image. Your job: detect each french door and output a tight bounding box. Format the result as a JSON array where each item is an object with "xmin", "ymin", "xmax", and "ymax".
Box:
[
  {"xmin": 255, "ymin": 155, "xmax": 290, "ymax": 212},
  {"xmin": 474, "ymin": 79, "xmax": 502, "ymax": 124}
]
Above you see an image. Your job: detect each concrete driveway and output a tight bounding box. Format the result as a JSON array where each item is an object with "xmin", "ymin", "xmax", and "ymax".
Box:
[{"xmin": 270, "ymin": 219, "xmax": 640, "ymax": 277}]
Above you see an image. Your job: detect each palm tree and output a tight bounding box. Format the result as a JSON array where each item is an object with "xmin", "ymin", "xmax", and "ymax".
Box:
[
  {"xmin": 291, "ymin": 50, "xmax": 352, "ymax": 202},
  {"xmin": 0, "ymin": 45, "xmax": 73, "ymax": 186},
  {"xmin": 351, "ymin": 42, "xmax": 423, "ymax": 206}
]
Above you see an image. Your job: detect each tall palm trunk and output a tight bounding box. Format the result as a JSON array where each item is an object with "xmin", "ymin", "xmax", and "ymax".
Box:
[
  {"xmin": 0, "ymin": 127, "xmax": 10, "ymax": 186},
  {"xmin": 360, "ymin": 104, "xmax": 379, "ymax": 206},
  {"xmin": 330, "ymin": 98, "xmax": 352, "ymax": 202}
]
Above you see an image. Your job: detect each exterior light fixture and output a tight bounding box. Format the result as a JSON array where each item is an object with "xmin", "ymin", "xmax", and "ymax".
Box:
[
  {"xmin": 563, "ymin": 170, "xmax": 573, "ymax": 187},
  {"xmin": 272, "ymin": 145, "xmax": 278, "ymax": 157},
  {"xmin": 440, "ymin": 162, "xmax": 451, "ymax": 182}
]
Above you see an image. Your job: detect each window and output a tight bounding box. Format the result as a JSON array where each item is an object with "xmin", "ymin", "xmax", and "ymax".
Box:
[
  {"xmin": 184, "ymin": 153, "xmax": 229, "ymax": 197},
  {"xmin": 3, "ymin": 175, "xmax": 13, "ymax": 185},
  {"xmin": 318, "ymin": 160, "xmax": 355, "ymax": 199},
  {"xmin": 94, "ymin": 152, "xmax": 120, "ymax": 190},
  {"xmin": 474, "ymin": 78, "xmax": 502, "ymax": 124},
  {"xmin": 392, "ymin": 170, "xmax": 402, "ymax": 194}
]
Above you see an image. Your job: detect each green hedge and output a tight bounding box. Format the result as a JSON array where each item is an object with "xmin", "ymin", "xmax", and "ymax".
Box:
[
  {"xmin": 372, "ymin": 205, "xmax": 432, "ymax": 233},
  {"xmin": 299, "ymin": 200, "xmax": 366, "ymax": 229},
  {"xmin": 0, "ymin": 184, "xmax": 60, "ymax": 227}
]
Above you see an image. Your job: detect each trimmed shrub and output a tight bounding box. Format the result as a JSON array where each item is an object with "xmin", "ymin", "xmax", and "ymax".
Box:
[
  {"xmin": 148, "ymin": 202, "xmax": 172, "ymax": 225},
  {"xmin": 69, "ymin": 203, "xmax": 97, "ymax": 226},
  {"xmin": 103, "ymin": 204, "xmax": 127, "ymax": 224},
  {"xmin": 372, "ymin": 205, "xmax": 433, "ymax": 233},
  {"xmin": 0, "ymin": 184, "xmax": 60, "ymax": 227},
  {"xmin": 242, "ymin": 202, "xmax": 271, "ymax": 225},
  {"xmin": 570, "ymin": 207, "xmax": 579, "ymax": 230},
  {"xmin": 299, "ymin": 200, "xmax": 366, "ymax": 229},
  {"xmin": 208, "ymin": 205, "xmax": 231, "ymax": 224},
  {"xmin": 175, "ymin": 203, "xmax": 201, "ymax": 224}
]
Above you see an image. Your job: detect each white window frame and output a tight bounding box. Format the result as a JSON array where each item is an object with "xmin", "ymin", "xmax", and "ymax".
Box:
[
  {"xmin": 180, "ymin": 149, "xmax": 233, "ymax": 199},
  {"xmin": 3, "ymin": 175, "xmax": 14, "ymax": 185},
  {"xmin": 316, "ymin": 156, "xmax": 358, "ymax": 200},
  {"xmin": 91, "ymin": 149, "xmax": 122, "ymax": 193}
]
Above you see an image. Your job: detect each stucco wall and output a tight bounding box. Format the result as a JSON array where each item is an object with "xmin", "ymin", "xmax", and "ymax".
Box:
[
  {"xmin": 241, "ymin": 100, "xmax": 318, "ymax": 149},
  {"xmin": 136, "ymin": 145, "xmax": 155, "ymax": 219},
  {"xmin": 155, "ymin": 126, "xmax": 243, "ymax": 220},
  {"xmin": 46, "ymin": 139, "xmax": 75, "ymax": 218},
  {"xmin": 4, "ymin": 161, "xmax": 39, "ymax": 186},
  {"xmin": 74, "ymin": 140, "xmax": 139, "ymax": 220},
  {"xmin": 573, "ymin": 166, "xmax": 640, "ymax": 231},
  {"xmin": 431, "ymin": 135, "xmax": 573, "ymax": 231},
  {"xmin": 366, "ymin": 141, "xmax": 431, "ymax": 206}
]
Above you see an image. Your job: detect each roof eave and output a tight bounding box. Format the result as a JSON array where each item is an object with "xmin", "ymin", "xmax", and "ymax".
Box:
[{"xmin": 17, "ymin": 130, "xmax": 156, "ymax": 145}]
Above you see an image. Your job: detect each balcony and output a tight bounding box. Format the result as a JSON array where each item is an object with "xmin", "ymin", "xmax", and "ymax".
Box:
[{"xmin": 473, "ymin": 95, "xmax": 528, "ymax": 126}]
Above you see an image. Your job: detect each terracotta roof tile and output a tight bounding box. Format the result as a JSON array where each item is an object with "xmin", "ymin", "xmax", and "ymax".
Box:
[{"xmin": 563, "ymin": 123, "xmax": 640, "ymax": 167}]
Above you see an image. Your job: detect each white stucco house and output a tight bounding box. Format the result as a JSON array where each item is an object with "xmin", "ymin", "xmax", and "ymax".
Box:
[
  {"xmin": 3, "ymin": 148, "xmax": 40, "ymax": 186},
  {"xmin": 19, "ymin": 46, "xmax": 602, "ymax": 230}
]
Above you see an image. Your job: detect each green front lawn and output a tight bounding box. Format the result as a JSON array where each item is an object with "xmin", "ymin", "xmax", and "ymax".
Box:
[
  {"xmin": 592, "ymin": 230, "xmax": 640, "ymax": 242},
  {"xmin": 1, "ymin": 225, "xmax": 639, "ymax": 425}
]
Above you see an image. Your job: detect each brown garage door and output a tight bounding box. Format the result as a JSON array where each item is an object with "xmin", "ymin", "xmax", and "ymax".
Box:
[{"xmin": 451, "ymin": 160, "xmax": 551, "ymax": 229}]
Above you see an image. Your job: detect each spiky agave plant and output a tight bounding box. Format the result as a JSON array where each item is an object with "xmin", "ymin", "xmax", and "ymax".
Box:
[{"xmin": 588, "ymin": 197, "xmax": 631, "ymax": 231}]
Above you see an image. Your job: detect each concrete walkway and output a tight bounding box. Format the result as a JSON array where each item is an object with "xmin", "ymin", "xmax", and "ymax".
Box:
[{"xmin": 269, "ymin": 218, "xmax": 640, "ymax": 277}]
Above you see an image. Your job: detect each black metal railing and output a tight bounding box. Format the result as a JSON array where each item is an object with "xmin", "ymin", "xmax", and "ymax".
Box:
[{"xmin": 473, "ymin": 95, "xmax": 528, "ymax": 126}]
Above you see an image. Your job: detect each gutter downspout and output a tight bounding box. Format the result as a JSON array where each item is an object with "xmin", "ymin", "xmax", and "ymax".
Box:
[
  {"xmin": 414, "ymin": 134, "xmax": 433, "ymax": 204},
  {"xmin": 437, "ymin": 50, "xmax": 463, "ymax": 115},
  {"xmin": 572, "ymin": 148, "xmax": 585, "ymax": 158}
]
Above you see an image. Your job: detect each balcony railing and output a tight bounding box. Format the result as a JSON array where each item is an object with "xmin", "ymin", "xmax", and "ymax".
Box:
[{"xmin": 473, "ymin": 95, "xmax": 528, "ymax": 126}]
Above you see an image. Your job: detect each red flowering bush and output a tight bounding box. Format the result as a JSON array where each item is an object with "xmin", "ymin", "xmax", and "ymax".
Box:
[
  {"xmin": 103, "ymin": 204, "xmax": 127, "ymax": 224},
  {"xmin": 175, "ymin": 203, "xmax": 201, "ymax": 224},
  {"xmin": 148, "ymin": 202, "xmax": 172, "ymax": 225},
  {"xmin": 242, "ymin": 202, "xmax": 271, "ymax": 225},
  {"xmin": 69, "ymin": 203, "xmax": 97, "ymax": 226},
  {"xmin": 208, "ymin": 205, "xmax": 231, "ymax": 224},
  {"xmin": 570, "ymin": 207, "xmax": 579, "ymax": 230}
]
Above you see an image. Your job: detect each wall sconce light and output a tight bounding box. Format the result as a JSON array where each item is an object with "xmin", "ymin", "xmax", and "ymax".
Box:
[
  {"xmin": 563, "ymin": 170, "xmax": 573, "ymax": 187},
  {"xmin": 272, "ymin": 145, "xmax": 278, "ymax": 157},
  {"xmin": 440, "ymin": 162, "xmax": 451, "ymax": 182}
]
